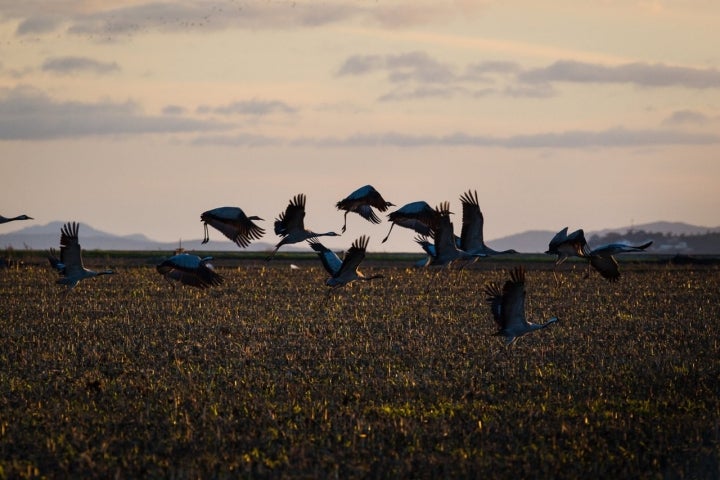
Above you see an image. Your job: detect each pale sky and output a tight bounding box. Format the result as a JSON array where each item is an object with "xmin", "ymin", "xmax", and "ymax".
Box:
[{"xmin": 1, "ymin": 0, "xmax": 719, "ymax": 252}]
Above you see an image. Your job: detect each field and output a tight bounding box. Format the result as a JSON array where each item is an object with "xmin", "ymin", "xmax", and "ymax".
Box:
[{"xmin": 1, "ymin": 253, "xmax": 719, "ymax": 479}]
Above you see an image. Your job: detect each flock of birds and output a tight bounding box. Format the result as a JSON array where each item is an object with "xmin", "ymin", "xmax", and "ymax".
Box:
[{"xmin": 2, "ymin": 185, "xmax": 653, "ymax": 345}]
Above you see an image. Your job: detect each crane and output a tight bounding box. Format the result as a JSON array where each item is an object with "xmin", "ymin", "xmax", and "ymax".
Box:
[
  {"xmin": 459, "ymin": 190, "xmax": 517, "ymax": 255},
  {"xmin": 485, "ymin": 266, "xmax": 558, "ymax": 346},
  {"xmin": 381, "ymin": 201, "xmax": 439, "ymax": 243},
  {"xmin": 0, "ymin": 214, "xmax": 33, "ymax": 224},
  {"xmin": 546, "ymin": 227, "xmax": 589, "ymax": 265},
  {"xmin": 336, "ymin": 185, "xmax": 394, "ymax": 233},
  {"xmin": 308, "ymin": 234, "xmax": 383, "ymax": 287},
  {"xmin": 200, "ymin": 206, "xmax": 265, "ymax": 248},
  {"xmin": 267, "ymin": 193, "xmax": 339, "ymax": 260},
  {"xmin": 586, "ymin": 240, "xmax": 653, "ymax": 281},
  {"xmin": 156, "ymin": 253, "xmax": 223, "ymax": 289},
  {"xmin": 416, "ymin": 202, "xmax": 485, "ymax": 267},
  {"xmin": 47, "ymin": 222, "xmax": 114, "ymax": 308}
]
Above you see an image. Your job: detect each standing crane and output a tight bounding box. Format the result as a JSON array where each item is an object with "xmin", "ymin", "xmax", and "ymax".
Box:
[
  {"xmin": 47, "ymin": 222, "xmax": 114, "ymax": 309},
  {"xmin": 156, "ymin": 253, "xmax": 223, "ymax": 289},
  {"xmin": 308, "ymin": 234, "xmax": 383, "ymax": 287},
  {"xmin": 267, "ymin": 193, "xmax": 339, "ymax": 260},
  {"xmin": 381, "ymin": 201, "xmax": 439, "ymax": 243},
  {"xmin": 459, "ymin": 190, "xmax": 517, "ymax": 255},
  {"xmin": 0, "ymin": 214, "xmax": 33, "ymax": 224},
  {"xmin": 200, "ymin": 206, "xmax": 265, "ymax": 248},
  {"xmin": 485, "ymin": 266, "xmax": 558, "ymax": 346},
  {"xmin": 336, "ymin": 185, "xmax": 394, "ymax": 233}
]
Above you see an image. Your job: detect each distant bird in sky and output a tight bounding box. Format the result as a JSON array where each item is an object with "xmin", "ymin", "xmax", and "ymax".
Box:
[
  {"xmin": 382, "ymin": 201, "xmax": 439, "ymax": 243},
  {"xmin": 485, "ymin": 266, "xmax": 558, "ymax": 346},
  {"xmin": 309, "ymin": 234, "xmax": 383, "ymax": 287},
  {"xmin": 416, "ymin": 202, "xmax": 486, "ymax": 267},
  {"xmin": 200, "ymin": 206, "xmax": 265, "ymax": 248},
  {"xmin": 0, "ymin": 214, "xmax": 33, "ymax": 224},
  {"xmin": 47, "ymin": 222, "xmax": 114, "ymax": 308},
  {"xmin": 156, "ymin": 253, "xmax": 223, "ymax": 289},
  {"xmin": 336, "ymin": 184, "xmax": 394, "ymax": 233},
  {"xmin": 458, "ymin": 190, "xmax": 517, "ymax": 255},
  {"xmin": 586, "ymin": 240, "xmax": 653, "ymax": 282},
  {"xmin": 268, "ymin": 193, "xmax": 339, "ymax": 260}
]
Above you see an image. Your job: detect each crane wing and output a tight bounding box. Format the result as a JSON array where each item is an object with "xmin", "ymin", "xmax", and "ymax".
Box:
[
  {"xmin": 590, "ymin": 254, "xmax": 620, "ymax": 281},
  {"xmin": 59, "ymin": 222, "xmax": 85, "ymax": 277},
  {"xmin": 336, "ymin": 235, "xmax": 368, "ymax": 278},
  {"xmin": 459, "ymin": 190, "xmax": 484, "ymax": 251},
  {"xmin": 501, "ymin": 266, "xmax": 527, "ymax": 330},
  {"xmin": 308, "ymin": 239, "xmax": 342, "ymax": 275},
  {"xmin": 275, "ymin": 193, "xmax": 306, "ymax": 236}
]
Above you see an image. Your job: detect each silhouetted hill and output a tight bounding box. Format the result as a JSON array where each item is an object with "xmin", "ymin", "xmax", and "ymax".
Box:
[{"xmin": 2, "ymin": 220, "xmax": 719, "ymax": 253}]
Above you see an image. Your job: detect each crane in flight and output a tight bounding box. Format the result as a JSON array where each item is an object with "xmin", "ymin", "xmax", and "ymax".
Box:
[
  {"xmin": 335, "ymin": 185, "xmax": 394, "ymax": 233},
  {"xmin": 458, "ymin": 190, "xmax": 517, "ymax": 255},
  {"xmin": 382, "ymin": 201, "xmax": 439, "ymax": 243},
  {"xmin": 308, "ymin": 234, "xmax": 383, "ymax": 288},
  {"xmin": 267, "ymin": 193, "xmax": 339, "ymax": 260},
  {"xmin": 485, "ymin": 266, "xmax": 558, "ymax": 346},
  {"xmin": 156, "ymin": 253, "xmax": 223, "ymax": 289},
  {"xmin": 0, "ymin": 214, "xmax": 32, "ymax": 224},
  {"xmin": 47, "ymin": 222, "xmax": 114, "ymax": 311},
  {"xmin": 200, "ymin": 206, "xmax": 265, "ymax": 248}
]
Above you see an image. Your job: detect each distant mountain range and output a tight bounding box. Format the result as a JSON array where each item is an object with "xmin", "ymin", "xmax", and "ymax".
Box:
[{"xmin": 2, "ymin": 221, "xmax": 719, "ymax": 254}]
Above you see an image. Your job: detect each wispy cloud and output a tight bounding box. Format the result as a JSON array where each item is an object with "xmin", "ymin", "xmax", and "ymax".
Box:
[
  {"xmin": 0, "ymin": 86, "xmax": 230, "ymax": 140},
  {"xmin": 338, "ymin": 52, "xmax": 720, "ymax": 102},
  {"xmin": 519, "ymin": 60, "xmax": 720, "ymax": 89},
  {"xmin": 2, "ymin": 1, "xmax": 481, "ymax": 37},
  {"xmin": 196, "ymin": 99, "xmax": 298, "ymax": 116},
  {"xmin": 298, "ymin": 127, "xmax": 720, "ymax": 148},
  {"xmin": 192, "ymin": 126, "xmax": 720, "ymax": 149},
  {"xmin": 41, "ymin": 56, "xmax": 120, "ymax": 75},
  {"xmin": 661, "ymin": 109, "xmax": 720, "ymax": 126}
]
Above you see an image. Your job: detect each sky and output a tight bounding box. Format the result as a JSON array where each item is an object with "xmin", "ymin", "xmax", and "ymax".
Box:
[{"xmin": 1, "ymin": 0, "xmax": 719, "ymax": 253}]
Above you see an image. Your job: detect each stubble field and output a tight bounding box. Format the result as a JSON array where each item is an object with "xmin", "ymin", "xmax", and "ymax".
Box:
[{"xmin": 1, "ymin": 255, "xmax": 719, "ymax": 479}]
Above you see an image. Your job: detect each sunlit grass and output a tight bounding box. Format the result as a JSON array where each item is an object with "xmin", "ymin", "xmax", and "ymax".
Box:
[{"xmin": 0, "ymin": 260, "xmax": 718, "ymax": 478}]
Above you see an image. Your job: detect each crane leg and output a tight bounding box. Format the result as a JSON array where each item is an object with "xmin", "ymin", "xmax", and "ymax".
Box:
[
  {"xmin": 202, "ymin": 223, "xmax": 209, "ymax": 244},
  {"xmin": 341, "ymin": 212, "xmax": 348, "ymax": 234},
  {"xmin": 381, "ymin": 223, "xmax": 395, "ymax": 243}
]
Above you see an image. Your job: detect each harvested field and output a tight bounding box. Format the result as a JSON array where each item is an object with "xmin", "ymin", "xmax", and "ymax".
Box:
[{"xmin": 1, "ymin": 256, "xmax": 719, "ymax": 478}]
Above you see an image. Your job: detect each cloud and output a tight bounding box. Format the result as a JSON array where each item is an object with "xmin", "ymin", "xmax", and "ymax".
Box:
[
  {"xmin": 3, "ymin": 1, "xmax": 480, "ymax": 37},
  {"xmin": 661, "ymin": 109, "xmax": 716, "ymax": 126},
  {"xmin": 41, "ymin": 56, "xmax": 120, "ymax": 75},
  {"xmin": 193, "ymin": 126, "xmax": 720, "ymax": 149},
  {"xmin": 0, "ymin": 85, "xmax": 231, "ymax": 140},
  {"xmin": 519, "ymin": 60, "xmax": 720, "ymax": 89},
  {"xmin": 196, "ymin": 99, "xmax": 298, "ymax": 116},
  {"xmin": 190, "ymin": 132, "xmax": 281, "ymax": 147},
  {"xmin": 338, "ymin": 51, "xmax": 456, "ymax": 84}
]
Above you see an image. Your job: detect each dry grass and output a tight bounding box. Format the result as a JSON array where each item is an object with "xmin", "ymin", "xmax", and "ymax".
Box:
[{"xmin": 1, "ymin": 258, "xmax": 719, "ymax": 478}]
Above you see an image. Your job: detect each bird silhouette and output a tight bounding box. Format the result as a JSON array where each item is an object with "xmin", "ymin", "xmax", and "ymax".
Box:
[
  {"xmin": 0, "ymin": 214, "xmax": 33, "ymax": 224},
  {"xmin": 47, "ymin": 222, "xmax": 114, "ymax": 308},
  {"xmin": 156, "ymin": 253, "xmax": 223, "ymax": 289},
  {"xmin": 336, "ymin": 185, "xmax": 394, "ymax": 233},
  {"xmin": 309, "ymin": 234, "xmax": 383, "ymax": 287},
  {"xmin": 586, "ymin": 240, "xmax": 653, "ymax": 281},
  {"xmin": 485, "ymin": 266, "xmax": 558, "ymax": 346},
  {"xmin": 382, "ymin": 201, "xmax": 439, "ymax": 243},
  {"xmin": 267, "ymin": 193, "xmax": 339, "ymax": 260},
  {"xmin": 546, "ymin": 227, "xmax": 588, "ymax": 265},
  {"xmin": 200, "ymin": 206, "xmax": 265, "ymax": 248},
  {"xmin": 459, "ymin": 190, "xmax": 517, "ymax": 255},
  {"xmin": 416, "ymin": 202, "xmax": 486, "ymax": 267}
]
